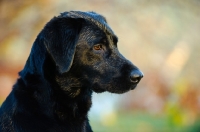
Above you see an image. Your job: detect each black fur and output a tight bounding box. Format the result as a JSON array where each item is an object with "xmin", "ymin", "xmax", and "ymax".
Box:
[{"xmin": 0, "ymin": 11, "xmax": 143, "ymax": 132}]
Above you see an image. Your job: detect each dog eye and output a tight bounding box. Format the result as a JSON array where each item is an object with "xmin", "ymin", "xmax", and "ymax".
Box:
[{"xmin": 93, "ymin": 44, "xmax": 103, "ymax": 50}]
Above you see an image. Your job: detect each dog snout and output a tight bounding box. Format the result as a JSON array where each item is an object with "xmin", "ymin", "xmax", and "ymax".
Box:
[{"xmin": 130, "ymin": 69, "xmax": 143, "ymax": 84}]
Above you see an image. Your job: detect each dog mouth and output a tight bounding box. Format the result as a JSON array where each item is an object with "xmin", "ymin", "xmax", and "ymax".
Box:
[
  {"xmin": 92, "ymin": 87, "xmax": 106, "ymax": 93},
  {"xmin": 91, "ymin": 75, "xmax": 141, "ymax": 93},
  {"xmin": 130, "ymin": 84, "xmax": 137, "ymax": 90},
  {"xmin": 110, "ymin": 84, "xmax": 137, "ymax": 93},
  {"xmin": 106, "ymin": 83, "xmax": 138, "ymax": 94}
]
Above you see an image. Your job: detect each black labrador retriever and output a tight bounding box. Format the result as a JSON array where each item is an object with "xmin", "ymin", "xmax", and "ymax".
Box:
[{"xmin": 0, "ymin": 11, "xmax": 143, "ymax": 132}]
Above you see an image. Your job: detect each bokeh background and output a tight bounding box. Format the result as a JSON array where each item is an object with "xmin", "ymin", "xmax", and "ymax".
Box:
[{"xmin": 0, "ymin": 0, "xmax": 200, "ymax": 131}]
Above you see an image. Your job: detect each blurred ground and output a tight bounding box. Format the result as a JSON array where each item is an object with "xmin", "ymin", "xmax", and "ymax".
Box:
[{"xmin": 0, "ymin": 0, "xmax": 200, "ymax": 131}]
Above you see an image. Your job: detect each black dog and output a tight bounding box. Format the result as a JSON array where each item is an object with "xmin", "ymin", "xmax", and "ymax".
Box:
[{"xmin": 0, "ymin": 11, "xmax": 143, "ymax": 132}]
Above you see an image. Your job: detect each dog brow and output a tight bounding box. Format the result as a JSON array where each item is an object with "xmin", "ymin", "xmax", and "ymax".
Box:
[
  {"xmin": 107, "ymin": 34, "xmax": 118, "ymax": 47},
  {"xmin": 112, "ymin": 35, "xmax": 118, "ymax": 45}
]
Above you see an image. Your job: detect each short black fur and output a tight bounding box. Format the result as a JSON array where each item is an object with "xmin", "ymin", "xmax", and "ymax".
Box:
[{"xmin": 0, "ymin": 11, "xmax": 143, "ymax": 132}]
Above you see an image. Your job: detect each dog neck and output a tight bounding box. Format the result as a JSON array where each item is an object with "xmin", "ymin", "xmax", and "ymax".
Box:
[
  {"xmin": 53, "ymin": 84, "xmax": 93, "ymax": 122},
  {"xmin": 52, "ymin": 72, "xmax": 93, "ymax": 121},
  {"xmin": 16, "ymin": 72, "xmax": 93, "ymax": 123}
]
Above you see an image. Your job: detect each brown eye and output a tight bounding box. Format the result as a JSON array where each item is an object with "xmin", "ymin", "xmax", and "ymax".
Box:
[{"xmin": 93, "ymin": 44, "xmax": 103, "ymax": 50}]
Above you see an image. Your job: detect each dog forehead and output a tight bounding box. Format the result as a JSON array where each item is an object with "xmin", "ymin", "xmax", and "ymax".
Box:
[{"xmin": 60, "ymin": 11, "xmax": 115, "ymax": 36}]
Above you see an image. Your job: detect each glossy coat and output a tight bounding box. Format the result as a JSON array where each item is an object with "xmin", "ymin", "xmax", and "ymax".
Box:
[{"xmin": 0, "ymin": 11, "xmax": 143, "ymax": 132}]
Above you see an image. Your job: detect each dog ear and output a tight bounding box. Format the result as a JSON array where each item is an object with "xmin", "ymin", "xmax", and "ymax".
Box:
[{"xmin": 42, "ymin": 17, "xmax": 83, "ymax": 74}]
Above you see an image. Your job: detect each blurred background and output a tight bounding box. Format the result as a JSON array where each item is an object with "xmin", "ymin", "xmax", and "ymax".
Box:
[{"xmin": 0, "ymin": 0, "xmax": 200, "ymax": 131}]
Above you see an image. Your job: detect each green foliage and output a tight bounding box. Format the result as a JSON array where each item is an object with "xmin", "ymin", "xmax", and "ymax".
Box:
[{"xmin": 90, "ymin": 112, "xmax": 199, "ymax": 132}]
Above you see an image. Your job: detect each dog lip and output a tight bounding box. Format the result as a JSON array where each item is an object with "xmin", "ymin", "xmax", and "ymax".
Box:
[{"xmin": 130, "ymin": 84, "xmax": 137, "ymax": 90}]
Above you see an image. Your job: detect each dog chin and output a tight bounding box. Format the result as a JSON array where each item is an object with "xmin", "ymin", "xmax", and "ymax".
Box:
[
  {"xmin": 130, "ymin": 84, "xmax": 137, "ymax": 90},
  {"xmin": 92, "ymin": 84, "xmax": 137, "ymax": 94},
  {"xmin": 92, "ymin": 88, "xmax": 106, "ymax": 93},
  {"xmin": 108, "ymin": 85, "xmax": 137, "ymax": 94},
  {"xmin": 105, "ymin": 88, "xmax": 129, "ymax": 94}
]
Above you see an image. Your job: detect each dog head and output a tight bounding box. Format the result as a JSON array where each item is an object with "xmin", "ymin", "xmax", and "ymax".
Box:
[{"xmin": 22, "ymin": 11, "xmax": 143, "ymax": 95}]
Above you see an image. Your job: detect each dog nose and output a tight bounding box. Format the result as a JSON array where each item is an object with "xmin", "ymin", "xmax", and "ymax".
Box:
[{"xmin": 130, "ymin": 70, "xmax": 143, "ymax": 84}]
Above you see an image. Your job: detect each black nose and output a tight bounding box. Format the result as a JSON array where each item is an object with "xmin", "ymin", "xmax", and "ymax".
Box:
[{"xmin": 130, "ymin": 70, "xmax": 143, "ymax": 84}]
